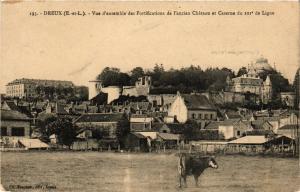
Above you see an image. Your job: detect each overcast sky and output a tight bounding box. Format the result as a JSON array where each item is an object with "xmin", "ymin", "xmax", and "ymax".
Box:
[{"xmin": 1, "ymin": 2, "xmax": 299, "ymax": 93}]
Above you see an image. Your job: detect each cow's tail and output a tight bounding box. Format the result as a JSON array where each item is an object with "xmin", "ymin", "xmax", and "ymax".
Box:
[{"xmin": 178, "ymin": 154, "xmax": 186, "ymax": 177}]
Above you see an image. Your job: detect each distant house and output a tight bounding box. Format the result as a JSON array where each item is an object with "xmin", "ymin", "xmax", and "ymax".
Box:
[
  {"xmin": 255, "ymin": 112, "xmax": 299, "ymax": 133},
  {"xmin": 250, "ymin": 120, "xmax": 273, "ymax": 131},
  {"xmin": 45, "ymin": 102, "xmax": 69, "ymax": 115},
  {"xmin": 277, "ymin": 124, "xmax": 298, "ymax": 139},
  {"xmin": 73, "ymin": 113, "xmax": 129, "ymax": 141},
  {"xmin": 130, "ymin": 114, "xmax": 153, "ymax": 132},
  {"xmin": 0, "ymin": 109, "xmax": 31, "ymax": 138},
  {"xmin": 223, "ymin": 110, "xmax": 243, "ymax": 120},
  {"xmin": 218, "ymin": 119, "xmax": 252, "ymax": 140},
  {"xmin": 156, "ymin": 132, "xmax": 181, "ymax": 148},
  {"xmin": 0, "ymin": 109, "xmax": 32, "ymax": 147},
  {"xmin": 168, "ymin": 92, "xmax": 217, "ymax": 128},
  {"xmin": 124, "ymin": 132, "xmax": 149, "ymax": 152}
]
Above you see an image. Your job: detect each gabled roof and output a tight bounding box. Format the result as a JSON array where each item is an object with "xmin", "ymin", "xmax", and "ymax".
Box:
[
  {"xmin": 1, "ymin": 101, "xmax": 33, "ymax": 118},
  {"xmin": 251, "ymin": 120, "xmax": 272, "ymax": 130},
  {"xmin": 74, "ymin": 113, "xmax": 125, "ymax": 123},
  {"xmin": 181, "ymin": 94, "xmax": 216, "ymax": 110},
  {"xmin": 2, "ymin": 101, "xmax": 19, "ymax": 111},
  {"xmin": 0, "ymin": 109, "xmax": 31, "ymax": 121},
  {"xmin": 204, "ymin": 121, "xmax": 221, "ymax": 130},
  {"xmin": 219, "ymin": 119, "xmax": 241, "ymax": 126}
]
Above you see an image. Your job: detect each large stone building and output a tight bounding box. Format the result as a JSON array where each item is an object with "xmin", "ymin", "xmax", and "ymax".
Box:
[
  {"xmin": 88, "ymin": 76, "xmax": 151, "ymax": 103},
  {"xmin": 226, "ymin": 57, "xmax": 273, "ymax": 103},
  {"xmin": 6, "ymin": 78, "xmax": 74, "ymax": 98}
]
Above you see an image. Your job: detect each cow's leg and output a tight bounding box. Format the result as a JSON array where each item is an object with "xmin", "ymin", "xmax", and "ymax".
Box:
[
  {"xmin": 193, "ymin": 174, "xmax": 199, "ymax": 187},
  {"xmin": 183, "ymin": 175, "xmax": 187, "ymax": 188},
  {"xmin": 178, "ymin": 176, "xmax": 182, "ymax": 188}
]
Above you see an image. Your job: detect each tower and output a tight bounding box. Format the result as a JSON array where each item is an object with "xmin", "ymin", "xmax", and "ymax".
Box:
[
  {"xmin": 135, "ymin": 76, "xmax": 152, "ymax": 96},
  {"xmin": 262, "ymin": 75, "xmax": 272, "ymax": 103},
  {"xmin": 88, "ymin": 80, "xmax": 102, "ymax": 100}
]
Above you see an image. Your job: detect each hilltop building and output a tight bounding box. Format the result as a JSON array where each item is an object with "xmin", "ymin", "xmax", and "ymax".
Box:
[
  {"xmin": 88, "ymin": 76, "xmax": 151, "ymax": 103},
  {"xmin": 6, "ymin": 78, "xmax": 74, "ymax": 98},
  {"xmin": 226, "ymin": 57, "xmax": 273, "ymax": 103}
]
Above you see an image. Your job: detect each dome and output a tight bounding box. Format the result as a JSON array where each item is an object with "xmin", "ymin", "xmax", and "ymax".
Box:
[{"xmin": 252, "ymin": 57, "xmax": 273, "ymax": 72}]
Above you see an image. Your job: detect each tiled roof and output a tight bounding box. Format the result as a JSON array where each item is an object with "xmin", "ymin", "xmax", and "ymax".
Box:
[
  {"xmin": 2, "ymin": 101, "xmax": 33, "ymax": 118},
  {"xmin": 250, "ymin": 120, "xmax": 272, "ymax": 130},
  {"xmin": 181, "ymin": 94, "xmax": 216, "ymax": 110},
  {"xmin": 204, "ymin": 121, "xmax": 220, "ymax": 130},
  {"xmin": 219, "ymin": 119, "xmax": 241, "ymax": 126},
  {"xmin": 158, "ymin": 133, "xmax": 180, "ymax": 140},
  {"xmin": 0, "ymin": 109, "xmax": 31, "ymax": 121},
  {"xmin": 74, "ymin": 113, "xmax": 125, "ymax": 123},
  {"xmin": 3, "ymin": 101, "xmax": 19, "ymax": 111}
]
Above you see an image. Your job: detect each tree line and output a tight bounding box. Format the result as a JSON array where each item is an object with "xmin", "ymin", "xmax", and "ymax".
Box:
[{"xmin": 97, "ymin": 64, "xmax": 292, "ymax": 96}]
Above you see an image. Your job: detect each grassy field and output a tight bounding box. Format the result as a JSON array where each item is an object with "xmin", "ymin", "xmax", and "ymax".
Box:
[{"xmin": 1, "ymin": 152, "xmax": 299, "ymax": 192}]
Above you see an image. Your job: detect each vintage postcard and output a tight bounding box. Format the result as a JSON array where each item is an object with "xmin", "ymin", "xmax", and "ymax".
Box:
[{"xmin": 0, "ymin": 1, "xmax": 299, "ymax": 192}]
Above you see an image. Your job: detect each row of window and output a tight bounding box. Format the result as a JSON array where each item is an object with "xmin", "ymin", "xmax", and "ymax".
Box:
[
  {"xmin": 191, "ymin": 113, "xmax": 214, "ymax": 120},
  {"xmin": 1, "ymin": 127, "xmax": 25, "ymax": 137}
]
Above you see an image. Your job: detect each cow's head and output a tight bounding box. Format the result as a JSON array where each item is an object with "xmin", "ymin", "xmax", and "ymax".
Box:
[{"xmin": 208, "ymin": 156, "xmax": 218, "ymax": 169}]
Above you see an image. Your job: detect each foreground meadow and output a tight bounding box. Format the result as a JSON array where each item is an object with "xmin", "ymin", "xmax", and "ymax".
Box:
[{"xmin": 1, "ymin": 152, "xmax": 299, "ymax": 192}]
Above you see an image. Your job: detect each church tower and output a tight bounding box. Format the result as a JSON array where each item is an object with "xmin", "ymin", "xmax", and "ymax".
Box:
[{"xmin": 262, "ymin": 75, "xmax": 272, "ymax": 104}]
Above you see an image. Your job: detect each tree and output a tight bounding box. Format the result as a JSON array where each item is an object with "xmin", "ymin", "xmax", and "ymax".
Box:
[
  {"xmin": 51, "ymin": 117, "xmax": 77, "ymax": 148},
  {"xmin": 116, "ymin": 115, "xmax": 130, "ymax": 148},
  {"xmin": 130, "ymin": 67, "xmax": 145, "ymax": 85},
  {"xmin": 237, "ymin": 67, "xmax": 248, "ymax": 77},
  {"xmin": 39, "ymin": 116, "xmax": 77, "ymax": 148},
  {"xmin": 38, "ymin": 115, "xmax": 58, "ymax": 142},
  {"xmin": 97, "ymin": 67, "xmax": 130, "ymax": 87}
]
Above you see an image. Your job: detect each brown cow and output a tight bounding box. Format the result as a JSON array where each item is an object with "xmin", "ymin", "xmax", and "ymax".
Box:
[{"xmin": 178, "ymin": 153, "xmax": 218, "ymax": 188}]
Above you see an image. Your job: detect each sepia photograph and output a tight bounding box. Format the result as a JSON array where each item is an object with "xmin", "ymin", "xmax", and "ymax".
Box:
[{"xmin": 0, "ymin": 1, "xmax": 299, "ymax": 192}]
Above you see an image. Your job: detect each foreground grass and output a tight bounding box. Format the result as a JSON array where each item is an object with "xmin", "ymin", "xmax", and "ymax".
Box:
[{"xmin": 1, "ymin": 152, "xmax": 299, "ymax": 192}]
